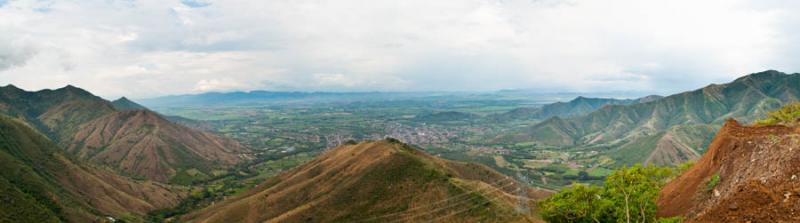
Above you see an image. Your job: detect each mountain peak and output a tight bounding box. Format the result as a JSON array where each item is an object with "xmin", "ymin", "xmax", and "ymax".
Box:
[
  {"xmin": 571, "ymin": 96, "xmax": 591, "ymax": 102},
  {"xmin": 734, "ymin": 70, "xmax": 787, "ymax": 83},
  {"xmin": 53, "ymin": 84, "xmax": 95, "ymax": 97},
  {"xmin": 0, "ymin": 84, "xmax": 25, "ymax": 96},
  {"xmin": 111, "ymin": 96, "xmax": 149, "ymax": 111},
  {"xmin": 2, "ymin": 84, "xmax": 21, "ymax": 90}
]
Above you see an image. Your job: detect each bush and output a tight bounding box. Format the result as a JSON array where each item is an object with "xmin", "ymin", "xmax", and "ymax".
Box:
[
  {"xmin": 385, "ymin": 137, "xmax": 402, "ymax": 144},
  {"xmin": 539, "ymin": 183, "xmax": 612, "ymax": 223},
  {"xmin": 677, "ymin": 160, "xmax": 695, "ymax": 174},
  {"xmin": 539, "ymin": 165, "xmax": 677, "ymax": 223},
  {"xmin": 756, "ymin": 103, "xmax": 800, "ymax": 126},
  {"xmin": 705, "ymin": 174, "xmax": 720, "ymax": 192}
]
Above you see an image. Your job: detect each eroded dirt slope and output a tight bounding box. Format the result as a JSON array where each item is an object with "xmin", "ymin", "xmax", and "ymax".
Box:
[{"xmin": 658, "ymin": 119, "xmax": 800, "ymax": 222}]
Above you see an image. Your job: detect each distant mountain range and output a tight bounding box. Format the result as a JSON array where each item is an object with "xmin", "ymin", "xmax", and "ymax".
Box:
[
  {"xmin": 0, "ymin": 85, "xmax": 251, "ymax": 183},
  {"xmin": 500, "ymin": 70, "xmax": 798, "ymax": 166},
  {"xmin": 138, "ymin": 91, "xmax": 429, "ymax": 107},
  {"xmin": 493, "ymin": 95, "xmax": 663, "ymax": 121},
  {"xmin": 183, "ymin": 140, "xmax": 553, "ymax": 223}
]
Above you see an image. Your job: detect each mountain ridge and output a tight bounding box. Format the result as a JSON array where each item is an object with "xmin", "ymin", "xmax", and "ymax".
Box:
[
  {"xmin": 502, "ymin": 70, "xmax": 798, "ymax": 166},
  {"xmin": 183, "ymin": 139, "xmax": 553, "ymax": 223},
  {"xmin": 494, "ymin": 95, "xmax": 663, "ymax": 121},
  {"xmin": 0, "ymin": 85, "xmax": 251, "ymax": 183}
]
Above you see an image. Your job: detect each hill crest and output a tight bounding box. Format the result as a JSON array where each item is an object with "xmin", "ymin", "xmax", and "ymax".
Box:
[{"xmin": 183, "ymin": 139, "xmax": 552, "ymax": 223}]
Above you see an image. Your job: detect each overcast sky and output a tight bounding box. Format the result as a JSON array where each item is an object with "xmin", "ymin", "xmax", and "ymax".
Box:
[{"xmin": 0, "ymin": 0, "xmax": 798, "ymax": 98}]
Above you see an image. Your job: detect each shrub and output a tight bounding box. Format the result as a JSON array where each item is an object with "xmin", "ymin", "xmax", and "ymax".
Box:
[
  {"xmin": 539, "ymin": 183, "xmax": 612, "ymax": 223},
  {"xmin": 756, "ymin": 103, "xmax": 800, "ymax": 126},
  {"xmin": 705, "ymin": 174, "xmax": 720, "ymax": 192},
  {"xmin": 677, "ymin": 160, "xmax": 696, "ymax": 174},
  {"xmin": 385, "ymin": 137, "xmax": 402, "ymax": 144}
]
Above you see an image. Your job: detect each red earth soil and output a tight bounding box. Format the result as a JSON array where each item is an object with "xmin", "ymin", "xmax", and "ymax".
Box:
[{"xmin": 658, "ymin": 119, "xmax": 800, "ymax": 222}]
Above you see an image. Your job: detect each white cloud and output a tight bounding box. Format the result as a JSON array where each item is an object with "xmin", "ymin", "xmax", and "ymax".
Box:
[
  {"xmin": 0, "ymin": 35, "xmax": 37, "ymax": 71},
  {"xmin": 193, "ymin": 78, "xmax": 242, "ymax": 92},
  {"xmin": 0, "ymin": 0, "xmax": 798, "ymax": 98}
]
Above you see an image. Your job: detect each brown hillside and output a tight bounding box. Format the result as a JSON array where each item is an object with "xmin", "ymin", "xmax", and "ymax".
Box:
[
  {"xmin": 0, "ymin": 85, "xmax": 116, "ymax": 143},
  {"xmin": 183, "ymin": 140, "xmax": 553, "ymax": 223},
  {"xmin": 69, "ymin": 110, "xmax": 250, "ymax": 182},
  {"xmin": 0, "ymin": 114, "xmax": 186, "ymax": 222},
  {"xmin": 56, "ymin": 155, "xmax": 188, "ymax": 220},
  {"xmin": 658, "ymin": 119, "xmax": 800, "ymax": 222},
  {"xmin": 0, "ymin": 85, "xmax": 251, "ymax": 183}
]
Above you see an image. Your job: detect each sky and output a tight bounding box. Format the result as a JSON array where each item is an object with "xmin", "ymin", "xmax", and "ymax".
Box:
[{"xmin": 0, "ymin": 0, "xmax": 799, "ymax": 98}]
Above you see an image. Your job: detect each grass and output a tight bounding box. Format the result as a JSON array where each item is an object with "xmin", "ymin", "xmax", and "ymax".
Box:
[
  {"xmin": 587, "ymin": 168, "xmax": 613, "ymax": 177},
  {"xmin": 609, "ymin": 132, "xmax": 666, "ymax": 167}
]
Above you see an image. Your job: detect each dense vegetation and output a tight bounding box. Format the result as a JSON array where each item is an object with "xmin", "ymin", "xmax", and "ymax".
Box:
[
  {"xmin": 755, "ymin": 102, "xmax": 800, "ymax": 126},
  {"xmin": 539, "ymin": 165, "xmax": 682, "ymax": 223}
]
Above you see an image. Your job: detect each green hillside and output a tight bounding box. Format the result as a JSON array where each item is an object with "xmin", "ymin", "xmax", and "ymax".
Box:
[
  {"xmin": 0, "ymin": 85, "xmax": 116, "ymax": 144},
  {"xmin": 506, "ymin": 70, "xmax": 797, "ymax": 166},
  {"xmin": 0, "ymin": 115, "xmax": 78, "ymax": 222},
  {"xmin": 0, "ymin": 114, "xmax": 186, "ymax": 222},
  {"xmin": 494, "ymin": 95, "xmax": 662, "ymax": 121}
]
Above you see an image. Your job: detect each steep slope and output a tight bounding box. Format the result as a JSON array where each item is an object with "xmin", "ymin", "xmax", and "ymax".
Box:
[
  {"xmin": 111, "ymin": 97, "xmax": 149, "ymax": 111},
  {"xmin": 496, "ymin": 95, "xmax": 662, "ymax": 121},
  {"xmin": 69, "ymin": 110, "xmax": 250, "ymax": 183},
  {"xmin": 183, "ymin": 140, "xmax": 553, "ymax": 223},
  {"xmin": 0, "ymin": 115, "xmax": 186, "ymax": 222},
  {"xmin": 658, "ymin": 119, "xmax": 800, "ymax": 222},
  {"xmin": 0, "ymin": 84, "xmax": 116, "ymax": 143},
  {"xmin": 506, "ymin": 70, "xmax": 795, "ymax": 165},
  {"xmin": 0, "ymin": 85, "xmax": 251, "ymax": 183}
]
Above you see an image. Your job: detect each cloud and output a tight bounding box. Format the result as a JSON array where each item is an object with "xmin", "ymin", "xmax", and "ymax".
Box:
[
  {"xmin": 0, "ymin": 0, "xmax": 798, "ymax": 98},
  {"xmin": 0, "ymin": 36, "xmax": 36, "ymax": 71},
  {"xmin": 193, "ymin": 78, "xmax": 243, "ymax": 92}
]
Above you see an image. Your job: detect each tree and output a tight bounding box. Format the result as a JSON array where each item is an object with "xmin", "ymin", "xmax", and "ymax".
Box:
[
  {"xmin": 539, "ymin": 165, "xmax": 676, "ymax": 223},
  {"xmin": 539, "ymin": 183, "xmax": 612, "ymax": 223},
  {"xmin": 604, "ymin": 165, "xmax": 673, "ymax": 223}
]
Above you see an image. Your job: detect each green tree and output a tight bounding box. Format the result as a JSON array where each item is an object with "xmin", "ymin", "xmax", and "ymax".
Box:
[
  {"xmin": 539, "ymin": 183, "xmax": 612, "ymax": 223},
  {"xmin": 539, "ymin": 165, "xmax": 676, "ymax": 223},
  {"xmin": 604, "ymin": 165, "xmax": 673, "ymax": 223}
]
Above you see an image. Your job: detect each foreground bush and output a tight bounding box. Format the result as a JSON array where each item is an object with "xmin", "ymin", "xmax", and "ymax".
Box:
[
  {"xmin": 756, "ymin": 103, "xmax": 800, "ymax": 126},
  {"xmin": 539, "ymin": 165, "xmax": 677, "ymax": 223}
]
